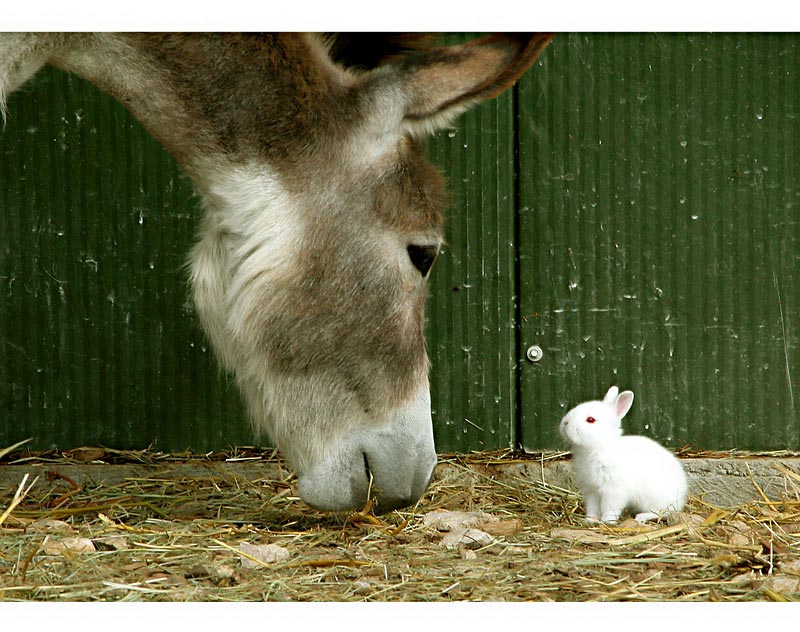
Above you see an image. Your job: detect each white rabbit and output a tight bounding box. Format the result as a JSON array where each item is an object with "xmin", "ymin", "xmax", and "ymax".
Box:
[{"xmin": 559, "ymin": 386, "xmax": 688, "ymax": 524}]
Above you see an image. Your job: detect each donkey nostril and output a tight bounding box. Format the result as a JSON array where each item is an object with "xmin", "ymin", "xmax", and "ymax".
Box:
[
  {"xmin": 362, "ymin": 452, "xmax": 371, "ymax": 480},
  {"xmin": 407, "ymin": 244, "xmax": 439, "ymax": 277}
]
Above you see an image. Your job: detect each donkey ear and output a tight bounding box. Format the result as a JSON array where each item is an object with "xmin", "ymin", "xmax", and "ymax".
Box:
[{"xmin": 393, "ymin": 33, "xmax": 555, "ymax": 134}]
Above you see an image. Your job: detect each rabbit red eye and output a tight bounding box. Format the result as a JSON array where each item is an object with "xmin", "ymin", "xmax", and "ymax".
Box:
[{"xmin": 586, "ymin": 416, "xmax": 596, "ymax": 424}]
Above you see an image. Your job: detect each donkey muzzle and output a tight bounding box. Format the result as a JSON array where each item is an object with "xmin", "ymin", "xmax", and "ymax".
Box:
[{"xmin": 296, "ymin": 387, "xmax": 437, "ymax": 513}]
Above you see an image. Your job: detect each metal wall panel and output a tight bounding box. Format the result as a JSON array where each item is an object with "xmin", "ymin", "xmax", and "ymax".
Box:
[
  {"xmin": 517, "ymin": 33, "xmax": 800, "ymax": 451},
  {"xmin": 426, "ymin": 84, "xmax": 518, "ymax": 452},
  {"xmin": 0, "ymin": 44, "xmax": 520, "ymax": 454}
]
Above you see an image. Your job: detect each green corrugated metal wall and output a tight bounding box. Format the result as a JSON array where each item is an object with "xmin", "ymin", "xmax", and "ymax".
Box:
[
  {"xmin": 0, "ymin": 67, "xmax": 249, "ymax": 451},
  {"xmin": 518, "ymin": 33, "xmax": 799, "ymax": 451},
  {"xmin": 1, "ymin": 33, "xmax": 799, "ymax": 453}
]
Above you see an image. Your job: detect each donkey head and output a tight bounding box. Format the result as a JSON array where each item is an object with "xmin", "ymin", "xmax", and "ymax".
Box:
[{"xmin": 189, "ymin": 33, "xmax": 554, "ymax": 512}]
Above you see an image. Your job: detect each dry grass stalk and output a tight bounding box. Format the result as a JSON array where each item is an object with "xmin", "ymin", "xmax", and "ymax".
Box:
[
  {"xmin": 0, "ymin": 438, "xmax": 32, "ymax": 461},
  {"xmin": 0, "ymin": 474, "xmax": 39, "ymax": 528}
]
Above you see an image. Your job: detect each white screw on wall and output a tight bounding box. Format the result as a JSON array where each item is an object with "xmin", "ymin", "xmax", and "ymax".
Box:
[{"xmin": 526, "ymin": 345, "xmax": 543, "ymax": 363}]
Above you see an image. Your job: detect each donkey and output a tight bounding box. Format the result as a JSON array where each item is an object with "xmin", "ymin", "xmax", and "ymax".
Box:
[{"xmin": 0, "ymin": 33, "xmax": 553, "ymax": 512}]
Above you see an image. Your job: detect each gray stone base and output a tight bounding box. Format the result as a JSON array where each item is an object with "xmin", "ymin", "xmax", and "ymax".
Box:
[
  {"xmin": 501, "ymin": 457, "xmax": 800, "ymax": 508},
  {"xmin": 1, "ymin": 456, "xmax": 799, "ymax": 509}
]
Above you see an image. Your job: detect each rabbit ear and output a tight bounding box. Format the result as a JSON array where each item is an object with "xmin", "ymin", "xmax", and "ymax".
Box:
[
  {"xmin": 602, "ymin": 386, "xmax": 619, "ymax": 405},
  {"xmin": 616, "ymin": 391, "xmax": 635, "ymax": 419}
]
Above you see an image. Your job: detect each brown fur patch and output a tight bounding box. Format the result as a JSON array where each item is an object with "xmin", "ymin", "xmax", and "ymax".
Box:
[
  {"xmin": 372, "ymin": 137, "xmax": 448, "ymax": 234},
  {"xmin": 128, "ymin": 34, "xmax": 357, "ymax": 165}
]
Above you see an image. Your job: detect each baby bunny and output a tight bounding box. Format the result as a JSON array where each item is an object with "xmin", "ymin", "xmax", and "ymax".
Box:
[{"xmin": 559, "ymin": 386, "xmax": 688, "ymax": 524}]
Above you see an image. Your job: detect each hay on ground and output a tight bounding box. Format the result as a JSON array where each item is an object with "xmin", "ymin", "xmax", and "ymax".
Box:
[{"xmin": 0, "ymin": 446, "xmax": 799, "ymax": 602}]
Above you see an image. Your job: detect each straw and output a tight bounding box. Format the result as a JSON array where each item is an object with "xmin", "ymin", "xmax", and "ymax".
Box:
[{"xmin": 0, "ymin": 447, "xmax": 798, "ymax": 601}]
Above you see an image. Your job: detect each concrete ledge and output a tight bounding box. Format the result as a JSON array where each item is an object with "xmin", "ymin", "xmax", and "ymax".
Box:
[
  {"xmin": 0, "ymin": 461, "xmax": 290, "ymax": 498},
  {"xmin": 1, "ymin": 456, "xmax": 799, "ymax": 509},
  {"xmin": 498, "ymin": 457, "xmax": 800, "ymax": 508}
]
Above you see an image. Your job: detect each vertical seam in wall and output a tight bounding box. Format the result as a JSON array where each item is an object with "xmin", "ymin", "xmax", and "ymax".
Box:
[{"xmin": 511, "ymin": 82, "xmax": 523, "ymax": 449}]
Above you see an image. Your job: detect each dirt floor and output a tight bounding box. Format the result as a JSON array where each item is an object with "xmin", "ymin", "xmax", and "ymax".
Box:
[{"xmin": 1, "ymin": 447, "xmax": 799, "ymax": 602}]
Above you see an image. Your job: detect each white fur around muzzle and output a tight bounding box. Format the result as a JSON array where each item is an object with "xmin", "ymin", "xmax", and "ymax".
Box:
[{"xmin": 296, "ymin": 386, "xmax": 436, "ymax": 513}]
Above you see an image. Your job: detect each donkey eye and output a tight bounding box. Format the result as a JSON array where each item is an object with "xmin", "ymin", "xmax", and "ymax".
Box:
[
  {"xmin": 406, "ymin": 244, "xmax": 439, "ymax": 277},
  {"xmin": 586, "ymin": 416, "xmax": 596, "ymax": 424}
]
